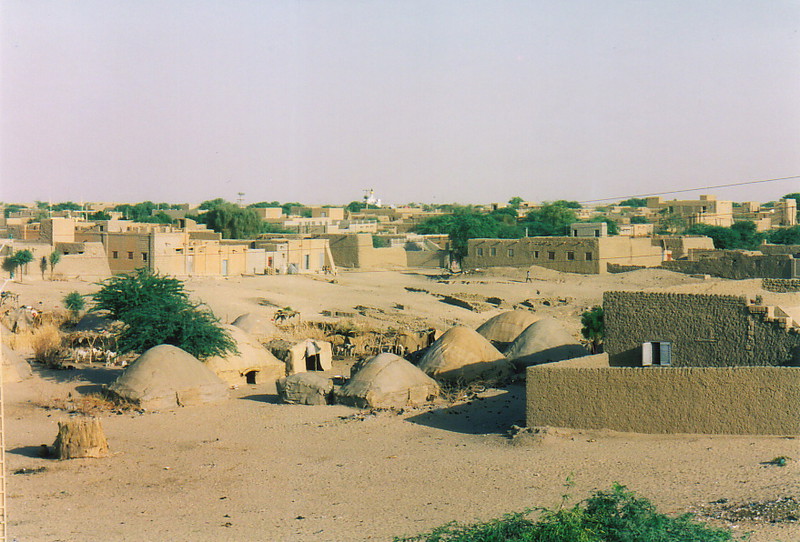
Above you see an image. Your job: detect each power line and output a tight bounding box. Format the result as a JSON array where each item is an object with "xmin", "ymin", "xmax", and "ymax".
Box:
[{"xmin": 578, "ymin": 175, "xmax": 800, "ymax": 205}]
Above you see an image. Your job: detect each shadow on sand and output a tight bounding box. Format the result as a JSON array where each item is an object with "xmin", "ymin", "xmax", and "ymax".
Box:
[
  {"xmin": 405, "ymin": 384, "xmax": 525, "ymax": 435},
  {"xmin": 239, "ymin": 393, "xmax": 282, "ymax": 404},
  {"xmin": 8, "ymin": 445, "xmax": 53, "ymax": 459}
]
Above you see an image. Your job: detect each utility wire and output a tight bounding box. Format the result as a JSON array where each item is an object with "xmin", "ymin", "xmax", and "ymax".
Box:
[{"xmin": 578, "ymin": 175, "xmax": 800, "ymax": 205}]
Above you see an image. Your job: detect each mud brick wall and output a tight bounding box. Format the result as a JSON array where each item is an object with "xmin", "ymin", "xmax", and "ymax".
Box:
[
  {"xmin": 603, "ymin": 291, "xmax": 800, "ymax": 367},
  {"xmin": 660, "ymin": 253, "xmax": 793, "ymax": 279},
  {"xmin": 762, "ymin": 278, "xmax": 800, "ymax": 293},
  {"xmin": 526, "ymin": 366, "xmax": 800, "ymax": 435}
]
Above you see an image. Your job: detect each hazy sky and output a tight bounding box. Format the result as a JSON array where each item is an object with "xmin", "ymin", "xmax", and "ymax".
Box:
[{"xmin": 2, "ymin": 1, "xmax": 799, "ymax": 206}]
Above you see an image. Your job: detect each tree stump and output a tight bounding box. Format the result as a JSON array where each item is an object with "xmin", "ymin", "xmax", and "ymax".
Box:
[{"xmin": 52, "ymin": 417, "xmax": 109, "ymax": 459}]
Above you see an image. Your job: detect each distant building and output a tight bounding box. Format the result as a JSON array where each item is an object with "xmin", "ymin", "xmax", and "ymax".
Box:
[{"xmin": 647, "ymin": 194, "xmax": 734, "ymax": 228}]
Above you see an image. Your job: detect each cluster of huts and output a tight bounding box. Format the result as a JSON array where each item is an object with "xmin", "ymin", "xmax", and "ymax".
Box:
[{"xmin": 103, "ymin": 310, "xmax": 589, "ymax": 411}]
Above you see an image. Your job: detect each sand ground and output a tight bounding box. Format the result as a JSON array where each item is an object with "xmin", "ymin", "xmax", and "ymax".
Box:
[{"xmin": 3, "ymin": 268, "xmax": 799, "ymax": 541}]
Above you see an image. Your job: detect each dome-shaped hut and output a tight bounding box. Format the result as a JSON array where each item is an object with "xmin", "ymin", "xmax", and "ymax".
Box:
[
  {"xmin": 338, "ymin": 353, "xmax": 439, "ymax": 408},
  {"xmin": 107, "ymin": 345, "xmax": 228, "ymax": 410},
  {"xmin": 205, "ymin": 325, "xmax": 286, "ymax": 386},
  {"xmin": 476, "ymin": 311, "xmax": 540, "ymax": 347},
  {"xmin": 418, "ymin": 327, "xmax": 512, "ymax": 383},
  {"xmin": 504, "ymin": 318, "xmax": 587, "ymax": 369}
]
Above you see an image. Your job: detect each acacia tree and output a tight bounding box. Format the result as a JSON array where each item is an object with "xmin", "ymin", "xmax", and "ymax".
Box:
[
  {"xmin": 92, "ymin": 269, "xmax": 236, "ymax": 359},
  {"xmin": 6, "ymin": 250, "xmax": 34, "ymax": 282},
  {"xmin": 203, "ymin": 203, "xmax": 263, "ymax": 239}
]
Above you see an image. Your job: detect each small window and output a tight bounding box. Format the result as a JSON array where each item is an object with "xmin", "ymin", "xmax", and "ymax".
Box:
[
  {"xmin": 142, "ymin": 253, "xmax": 148, "ymax": 261},
  {"xmin": 304, "ymin": 254, "xmax": 310, "ymax": 269},
  {"xmin": 112, "ymin": 251, "xmax": 118, "ymax": 259},
  {"xmin": 477, "ymin": 247, "xmax": 483, "ymax": 256},
  {"xmin": 594, "ymin": 230, "xmax": 600, "ymax": 237},
  {"xmin": 585, "ymin": 252, "xmax": 593, "ymax": 261},
  {"xmin": 127, "ymin": 252, "xmax": 134, "ymax": 259},
  {"xmin": 490, "ymin": 247, "xmax": 497, "ymax": 256},
  {"xmin": 507, "ymin": 249, "xmax": 514, "ymax": 257},
  {"xmin": 567, "ymin": 251, "xmax": 575, "ymax": 261},
  {"xmin": 548, "ymin": 251, "xmax": 555, "ymax": 260},
  {"xmin": 533, "ymin": 250, "xmax": 539, "ymax": 259}
]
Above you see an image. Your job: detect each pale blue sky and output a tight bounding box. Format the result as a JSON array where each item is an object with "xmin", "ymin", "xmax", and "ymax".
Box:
[{"xmin": 2, "ymin": 1, "xmax": 799, "ymax": 206}]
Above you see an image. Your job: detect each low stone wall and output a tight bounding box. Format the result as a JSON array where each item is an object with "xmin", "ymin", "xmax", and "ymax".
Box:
[
  {"xmin": 606, "ymin": 264, "xmax": 645, "ymax": 273},
  {"xmin": 526, "ymin": 366, "xmax": 800, "ymax": 435},
  {"xmin": 762, "ymin": 278, "xmax": 800, "ymax": 293}
]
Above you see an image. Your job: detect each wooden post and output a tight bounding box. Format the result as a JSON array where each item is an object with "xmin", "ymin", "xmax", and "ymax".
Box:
[{"xmin": 53, "ymin": 417, "xmax": 109, "ymax": 460}]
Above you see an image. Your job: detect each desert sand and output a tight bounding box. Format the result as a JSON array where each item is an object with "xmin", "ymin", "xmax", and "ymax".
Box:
[{"xmin": 3, "ymin": 268, "xmax": 799, "ymax": 541}]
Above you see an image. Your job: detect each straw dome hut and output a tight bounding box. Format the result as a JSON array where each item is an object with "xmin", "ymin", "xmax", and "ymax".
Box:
[
  {"xmin": 337, "ymin": 353, "xmax": 439, "ymax": 408},
  {"xmin": 107, "ymin": 345, "xmax": 228, "ymax": 410},
  {"xmin": 231, "ymin": 313, "xmax": 278, "ymax": 338},
  {"xmin": 417, "ymin": 327, "xmax": 512, "ymax": 383},
  {"xmin": 476, "ymin": 311, "xmax": 540, "ymax": 346},
  {"xmin": 1, "ymin": 344, "xmax": 32, "ymax": 383},
  {"xmin": 504, "ymin": 318, "xmax": 587, "ymax": 369},
  {"xmin": 205, "ymin": 325, "xmax": 286, "ymax": 386}
]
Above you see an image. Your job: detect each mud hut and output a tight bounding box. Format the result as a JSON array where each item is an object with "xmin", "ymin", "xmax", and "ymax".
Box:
[
  {"xmin": 476, "ymin": 310, "xmax": 540, "ymax": 347},
  {"xmin": 417, "ymin": 327, "xmax": 512, "ymax": 383},
  {"xmin": 231, "ymin": 313, "xmax": 278, "ymax": 338},
  {"xmin": 337, "ymin": 353, "xmax": 439, "ymax": 408},
  {"xmin": 504, "ymin": 317, "xmax": 587, "ymax": 369},
  {"xmin": 205, "ymin": 325, "xmax": 286, "ymax": 386},
  {"xmin": 107, "ymin": 345, "xmax": 228, "ymax": 410},
  {"xmin": 285, "ymin": 339, "xmax": 333, "ymax": 375},
  {"xmin": 1, "ymin": 344, "xmax": 32, "ymax": 383}
]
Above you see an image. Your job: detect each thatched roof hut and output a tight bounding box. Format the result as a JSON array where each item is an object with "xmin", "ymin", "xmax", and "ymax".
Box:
[
  {"xmin": 337, "ymin": 353, "xmax": 439, "ymax": 408},
  {"xmin": 418, "ymin": 327, "xmax": 512, "ymax": 383}
]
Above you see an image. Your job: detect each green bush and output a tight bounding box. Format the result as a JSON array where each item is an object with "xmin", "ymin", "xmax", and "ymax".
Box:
[
  {"xmin": 395, "ymin": 484, "xmax": 736, "ymax": 542},
  {"xmin": 91, "ymin": 269, "xmax": 235, "ymax": 360},
  {"xmin": 63, "ymin": 291, "xmax": 86, "ymax": 316}
]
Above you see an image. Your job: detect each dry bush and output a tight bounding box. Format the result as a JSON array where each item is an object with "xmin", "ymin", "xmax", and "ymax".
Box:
[
  {"xmin": 5, "ymin": 323, "xmax": 62, "ymax": 352},
  {"xmin": 438, "ymin": 380, "xmax": 492, "ymax": 404},
  {"xmin": 275, "ymin": 321, "xmax": 331, "ymax": 342},
  {"xmin": 37, "ymin": 391, "xmax": 134, "ymax": 415}
]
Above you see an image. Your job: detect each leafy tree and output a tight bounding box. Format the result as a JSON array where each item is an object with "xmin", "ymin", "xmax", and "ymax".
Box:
[
  {"xmin": 592, "ymin": 217, "xmax": 619, "ymax": 236},
  {"xmin": 581, "ymin": 306, "xmax": 604, "ymax": 354},
  {"xmin": 139, "ymin": 211, "xmax": 174, "ymax": 224},
  {"xmin": 766, "ymin": 225, "xmax": 800, "ymax": 245},
  {"xmin": 199, "ymin": 198, "xmax": 227, "ymax": 211},
  {"xmin": 415, "ymin": 209, "xmax": 521, "ymax": 262},
  {"xmin": 7, "ymin": 250, "xmax": 33, "ymax": 281},
  {"xmin": 619, "ymin": 198, "xmax": 648, "ymax": 207},
  {"xmin": 261, "ymin": 222, "xmax": 294, "ymax": 235},
  {"xmin": 630, "ymin": 215, "xmax": 650, "ymax": 224},
  {"xmin": 203, "ymin": 203, "xmax": 263, "ymax": 239},
  {"xmin": 91, "ymin": 269, "xmax": 235, "ymax": 359},
  {"xmin": 346, "ymin": 201, "xmax": 366, "ymax": 213},
  {"xmin": 507, "ymin": 196, "xmax": 524, "ymax": 209},
  {"xmin": 685, "ymin": 221, "xmax": 763, "ymax": 250},
  {"xmin": 113, "ymin": 201, "xmax": 158, "ymax": 221},
  {"xmin": 51, "ymin": 201, "xmax": 83, "ymax": 212},
  {"xmin": 248, "ymin": 201, "xmax": 281, "ymax": 209},
  {"xmin": 88, "ymin": 210, "xmax": 111, "ymax": 220},
  {"xmin": 2, "ymin": 257, "xmax": 17, "ymax": 278},
  {"xmin": 48, "ymin": 251, "xmax": 61, "ymax": 279},
  {"xmin": 40, "ymin": 256, "xmax": 48, "ymax": 280},
  {"xmin": 63, "ymin": 291, "xmax": 85, "ymax": 319},
  {"xmin": 281, "ymin": 202, "xmax": 303, "ymax": 215},
  {"xmin": 522, "ymin": 201, "xmax": 578, "ymax": 236}
]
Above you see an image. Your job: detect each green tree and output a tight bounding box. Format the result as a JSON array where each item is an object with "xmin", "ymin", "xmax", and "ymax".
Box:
[
  {"xmin": 203, "ymin": 203, "xmax": 263, "ymax": 239},
  {"xmin": 766, "ymin": 225, "xmax": 800, "ymax": 245},
  {"xmin": 92, "ymin": 269, "xmax": 235, "ymax": 359},
  {"xmin": 581, "ymin": 306, "xmax": 604, "ymax": 354},
  {"xmin": 199, "ymin": 198, "xmax": 227, "ymax": 211},
  {"xmin": 2, "ymin": 203, "xmax": 26, "ymax": 218},
  {"xmin": 140, "ymin": 211, "xmax": 174, "ymax": 224},
  {"xmin": 63, "ymin": 291, "xmax": 85, "ymax": 319},
  {"xmin": 7, "ymin": 250, "xmax": 34, "ymax": 281},
  {"xmin": 248, "ymin": 201, "xmax": 281, "ymax": 209},
  {"xmin": 592, "ymin": 216, "xmax": 619, "ymax": 235},
  {"xmin": 2, "ymin": 257, "xmax": 17, "ymax": 279},
  {"xmin": 414, "ymin": 209, "xmax": 521, "ymax": 262},
  {"xmin": 619, "ymin": 198, "xmax": 648, "ymax": 207},
  {"xmin": 507, "ymin": 196, "xmax": 524, "ymax": 209},
  {"xmin": 48, "ymin": 251, "xmax": 61, "ymax": 279},
  {"xmin": 522, "ymin": 201, "xmax": 578, "ymax": 236},
  {"xmin": 88, "ymin": 210, "xmax": 111, "ymax": 220},
  {"xmin": 685, "ymin": 221, "xmax": 763, "ymax": 250},
  {"xmin": 51, "ymin": 201, "xmax": 83, "ymax": 212},
  {"xmin": 630, "ymin": 215, "xmax": 649, "ymax": 224}
]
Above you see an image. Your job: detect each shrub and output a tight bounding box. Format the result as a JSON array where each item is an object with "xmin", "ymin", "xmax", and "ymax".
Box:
[
  {"xmin": 395, "ymin": 483, "xmax": 736, "ymax": 542},
  {"xmin": 63, "ymin": 291, "xmax": 85, "ymax": 318},
  {"xmin": 91, "ymin": 269, "xmax": 235, "ymax": 360}
]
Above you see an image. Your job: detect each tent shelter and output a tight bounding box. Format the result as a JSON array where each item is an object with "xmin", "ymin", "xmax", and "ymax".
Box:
[
  {"xmin": 1, "ymin": 344, "xmax": 32, "ymax": 383},
  {"xmin": 504, "ymin": 317, "xmax": 587, "ymax": 369},
  {"xmin": 337, "ymin": 353, "xmax": 439, "ymax": 408},
  {"xmin": 286, "ymin": 339, "xmax": 333, "ymax": 375},
  {"xmin": 107, "ymin": 345, "xmax": 228, "ymax": 410},
  {"xmin": 231, "ymin": 313, "xmax": 278, "ymax": 338},
  {"xmin": 205, "ymin": 325, "xmax": 286, "ymax": 386},
  {"xmin": 476, "ymin": 311, "xmax": 540, "ymax": 346},
  {"xmin": 418, "ymin": 326, "xmax": 512, "ymax": 383}
]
